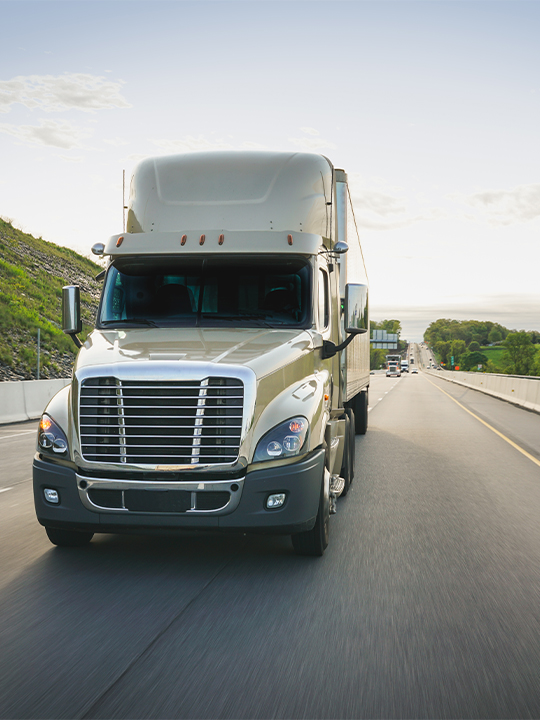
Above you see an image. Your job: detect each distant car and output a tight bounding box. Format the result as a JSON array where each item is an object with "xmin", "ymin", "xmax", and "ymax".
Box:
[{"xmin": 412, "ymin": 367, "xmax": 418, "ymax": 374}]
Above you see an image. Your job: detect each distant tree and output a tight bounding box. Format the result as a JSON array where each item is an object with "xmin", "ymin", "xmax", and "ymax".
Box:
[
  {"xmin": 468, "ymin": 341, "xmax": 481, "ymax": 352},
  {"xmin": 424, "ymin": 319, "xmax": 511, "ymax": 348},
  {"xmin": 434, "ymin": 340, "xmax": 451, "ymax": 365},
  {"xmin": 450, "ymin": 339, "xmax": 467, "ymax": 364},
  {"xmin": 488, "ymin": 328, "xmax": 502, "ymax": 344},
  {"xmin": 459, "ymin": 351, "xmax": 488, "ymax": 371},
  {"xmin": 502, "ymin": 332, "xmax": 537, "ymax": 375},
  {"xmin": 372, "ymin": 319, "xmax": 402, "ymax": 336},
  {"xmin": 485, "ymin": 359, "xmax": 502, "ymax": 374},
  {"xmin": 370, "ymin": 348, "xmax": 387, "ymax": 370}
]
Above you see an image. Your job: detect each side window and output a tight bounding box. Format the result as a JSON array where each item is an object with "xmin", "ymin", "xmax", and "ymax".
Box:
[{"xmin": 318, "ymin": 268, "xmax": 329, "ymax": 330}]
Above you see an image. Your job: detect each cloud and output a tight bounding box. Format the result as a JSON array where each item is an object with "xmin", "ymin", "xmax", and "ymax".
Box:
[
  {"xmin": 103, "ymin": 137, "xmax": 130, "ymax": 146},
  {"xmin": 241, "ymin": 141, "xmax": 268, "ymax": 150},
  {"xmin": 59, "ymin": 155, "xmax": 84, "ymax": 163},
  {"xmin": 461, "ymin": 183, "xmax": 540, "ymax": 226},
  {"xmin": 288, "ymin": 135, "xmax": 337, "ymax": 151},
  {"xmin": 0, "ymin": 73, "xmax": 131, "ymax": 114},
  {"xmin": 348, "ymin": 177, "xmax": 446, "ymax": 230},
  {"xmin": 0, "ymin": 118, "xmax": 91, "ymax": 148},
  {"xmin": 360, "ymin": 190, "xmax": 407, "ymax": 217},
  {"xmin": 150, "ymin": 136, "xmax": 270, "ymax": 153},
  {"xmin": 151, "ymin": 135, "xmax": 236, "ymax": 153},
  {"xmin": 287, "ymin": 126, "xmax": 336, "ymax": 151}
]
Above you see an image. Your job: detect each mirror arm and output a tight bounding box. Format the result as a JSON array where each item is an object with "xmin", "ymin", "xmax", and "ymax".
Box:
[
  {"xmin": 322, "ymin": 329, "xmax": 367, "ymax": 359},
  {"xmin": 67, "ymin": 333, "xmax": 83, "ymax": 349}
]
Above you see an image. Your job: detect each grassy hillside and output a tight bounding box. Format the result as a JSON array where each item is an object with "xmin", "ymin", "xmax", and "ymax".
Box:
[
  {"xmin": 0, "ymin": 218, "xmax": 102, "ymax": 381},
  {"xmin": 479, "ymin": 344, "xmax": 540, "ymax": 372},
  {"xmin": 478, "ymin": 345, "xmax": 505, "ymax": 366}
]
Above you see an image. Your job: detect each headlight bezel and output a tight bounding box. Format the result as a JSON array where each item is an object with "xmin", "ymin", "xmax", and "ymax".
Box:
[
  {"xmin": 253, "ymin": 416, "xmax": 309, "ymax": 464},
  {"xmin": 38, "ymin": 414, "xmax": 69, "ymax": 458}
]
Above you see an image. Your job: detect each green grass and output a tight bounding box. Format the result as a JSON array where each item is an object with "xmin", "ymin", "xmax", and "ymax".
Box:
[
  {"xmin": 479, "ymin": 344, "xmax": 540, "ymax": 374},
  {"xmin": 479, "ymin": 346, "xmax": 505, "ymax": 365},
  {"xmin": 0, "ymin": 217, "xmax": 101, "ymax": 379}
]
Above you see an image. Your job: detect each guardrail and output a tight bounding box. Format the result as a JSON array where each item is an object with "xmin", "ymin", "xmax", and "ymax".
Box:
[
  {"xmin": 1, "ymin": 379, "xmax": 70, "ymax": 425},
  {"xmin": 425, "ymin": 368, "xmax": 540, "ymax": 414}
]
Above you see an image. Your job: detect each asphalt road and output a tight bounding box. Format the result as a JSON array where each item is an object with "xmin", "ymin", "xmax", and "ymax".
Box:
[{"xmin": 1, "ymin": 370, "xmax": 540, "ymax": 719}]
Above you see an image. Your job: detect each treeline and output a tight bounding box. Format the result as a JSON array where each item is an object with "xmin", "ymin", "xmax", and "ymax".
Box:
[{"xmin": 424, "ymin": 318, "xmax": 540, "ymax": 376}]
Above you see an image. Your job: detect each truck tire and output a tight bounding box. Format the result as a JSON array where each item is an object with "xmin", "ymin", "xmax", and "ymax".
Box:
[
  {"xmin": 45, "ymin": 527, "xmax": 94, "ymax": 547},
  {"xmin": 291, "ymin": 467, "xmax": 330, "ymax": 557},
  {"xmin": 353, "ymin": 390, "xmax": 368, "ymax": 435},
  {"xmin": 340, "ymin": 409, "xmax": 355, "ymax": 497}
]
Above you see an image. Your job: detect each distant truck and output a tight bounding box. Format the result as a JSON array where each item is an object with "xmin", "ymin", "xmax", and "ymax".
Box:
[
  {"xmin": 386, "ymin": 353, "xmax": 401, "ymax": 377},
  {"xmin": 400, "ymin": 360, "xmax": 409, "ymax": 373},
  {"xmin": 33, "ymin": 151, "xmax": 370, "ymax": 556},
  {"xmin": 386, "ymin": 363, "xmax": 401, "ymax": 377}
]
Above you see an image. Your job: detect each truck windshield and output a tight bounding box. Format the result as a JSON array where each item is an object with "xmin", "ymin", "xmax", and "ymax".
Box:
[{"xmin": 98, "ymin": 256, "xmax": 311, "ymax": 329}]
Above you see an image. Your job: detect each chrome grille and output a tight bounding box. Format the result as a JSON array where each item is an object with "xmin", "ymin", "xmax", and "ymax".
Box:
[{"xmin": 80, "ymin": 377, "xmax": 243, "ymax": 465}]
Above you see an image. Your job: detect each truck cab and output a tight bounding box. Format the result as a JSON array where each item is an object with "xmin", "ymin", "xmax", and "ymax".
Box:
[{"xmin": 33, "ymin": 151, "xmax": 369, "ymax": 556}]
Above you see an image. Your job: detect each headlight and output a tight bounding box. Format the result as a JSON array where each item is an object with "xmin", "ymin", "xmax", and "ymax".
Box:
[
  {"xmin": 253, "ymin": 416, "xmax": 309, "ymax": 463},
  {"xmin": 38, "ymin": 414, "xmax": 69, "ymax": 457}
]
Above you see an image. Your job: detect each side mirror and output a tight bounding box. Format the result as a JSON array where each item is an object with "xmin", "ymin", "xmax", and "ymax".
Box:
[
  {"xmin": 62, "ymin": 286, "xmax": 83, "ymax": 348},
  {"xmin": 322, "ymin": 283, "xmax": 368, "ymax": 359},
  {"xmin": 345, "ymin": 283, "xmax": 368, "ymax": 334}
]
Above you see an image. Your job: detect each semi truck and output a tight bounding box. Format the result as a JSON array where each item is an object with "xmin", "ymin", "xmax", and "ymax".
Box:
[
  {"xmin": 33, "ymin": 151, "xmax": 370, "ymax": 556},
  {"xmin": 386, "ymin": 353, "xmax": 401, "ymax": 377}
]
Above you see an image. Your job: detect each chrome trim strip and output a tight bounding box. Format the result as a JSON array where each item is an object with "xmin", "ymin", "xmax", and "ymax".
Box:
[
  {"xmin": 77, "ymin": 474, "xmax": 244, "ymax": 515},
  {"xmin": 192, "ymin": 377, "xmax": 208, "ymax": 464},
  {"xmin": 117, "ymin": 379, "xmax": 127, "ymax": 464}
]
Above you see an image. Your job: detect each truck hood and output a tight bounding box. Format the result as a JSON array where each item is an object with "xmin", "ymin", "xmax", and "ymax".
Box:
[{"xmin": 75, "ymin": 327, "xmax": 315, "ymax": 380}]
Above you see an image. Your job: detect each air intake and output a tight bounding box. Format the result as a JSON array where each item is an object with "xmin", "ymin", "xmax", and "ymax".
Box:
[{"xmin": 79, "ymin": 377, "xmax": 243, "ymax": 465}]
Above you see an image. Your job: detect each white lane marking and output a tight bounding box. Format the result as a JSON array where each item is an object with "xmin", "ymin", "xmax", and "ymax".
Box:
[
  {"xmin": 0, "ymin": 487, "xmax": 14, "ymax": 493},
  {"xmin": 0, "ymin": 429, "xmax": 37, "ymax": 441}
]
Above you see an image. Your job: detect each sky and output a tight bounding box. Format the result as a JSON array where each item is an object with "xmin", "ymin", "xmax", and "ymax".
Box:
[{"xmin": 1, "ymin": 0, "xmax": 539, "ymax": 342}]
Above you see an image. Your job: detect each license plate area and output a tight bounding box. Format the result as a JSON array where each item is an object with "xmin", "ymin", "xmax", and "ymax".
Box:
[{"xmin": 124, "ymin": 489, "xmax": 191, "ymax": 513}]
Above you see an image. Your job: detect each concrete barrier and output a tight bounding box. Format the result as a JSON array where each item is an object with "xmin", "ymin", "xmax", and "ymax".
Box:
[
  {"xmin": 1, "ymin": 379, "xmax": 71, "ymax": 425},
  {"xmin": 425, "ymin": 369, "xmax": 540, "ymax": 414}
]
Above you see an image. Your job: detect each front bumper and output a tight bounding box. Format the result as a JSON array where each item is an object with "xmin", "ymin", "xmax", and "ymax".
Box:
[{"xmin": 33, "ymin": 449, "xmax": 325, "ymax": 535}]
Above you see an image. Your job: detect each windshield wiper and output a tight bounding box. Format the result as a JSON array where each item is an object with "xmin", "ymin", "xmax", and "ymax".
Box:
[{"xmin": 100, "ymin": 318, "xmax": 159, "ymax": 327}]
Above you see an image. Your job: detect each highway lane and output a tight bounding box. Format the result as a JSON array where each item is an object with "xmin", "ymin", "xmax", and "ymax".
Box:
[
  {"xmin": 0, "ymin": 420, "xmax": 38, "ymax": 490},
  {"xmin": 1, "ymin": 375, "xmax": 540, "ymax": 719}
]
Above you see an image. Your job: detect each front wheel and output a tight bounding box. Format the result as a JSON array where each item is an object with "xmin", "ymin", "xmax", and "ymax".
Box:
[
  {"xmin": 45, "ymin": 527, "xmax": 94, "ymax": 547},
  {"xmin": 291, "ymin": 468, "xmax": 330, "ymax": 557}
]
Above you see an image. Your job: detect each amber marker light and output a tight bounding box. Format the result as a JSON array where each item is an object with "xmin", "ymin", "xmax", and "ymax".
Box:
[
  {"xmin": 116, "ymin": 236, "xmax": 124, "ymax": 247},
  {"xmin": 289, "ymin": 419, "xmax": 305, "ymax": 433},
  {"xmin": 200, "ymin": 234, "xmax": 206, "ymax": 245},
  {"xmin": 219, "ymin": 234, "xmax": 224, "ymax": 245},
  {"xmin": 287, "ymin": 234, "xmax": 293, "ymax": 245},
  {"xmin": 181, "ymin": 235, "xmax": 187, "ymax": 246},
  {"xmin": 40, "ymin": 417, "xmax": 52, "ymax": 432}
]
